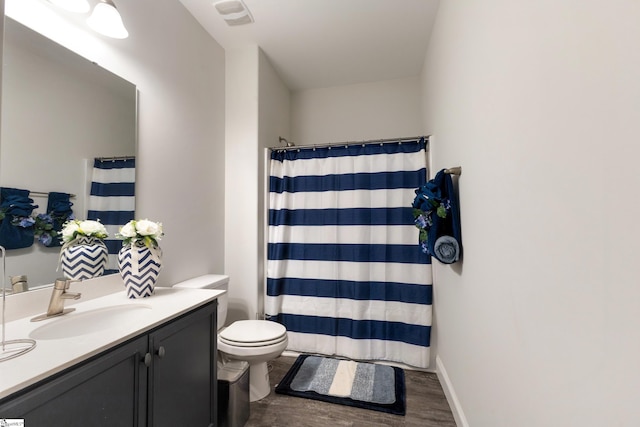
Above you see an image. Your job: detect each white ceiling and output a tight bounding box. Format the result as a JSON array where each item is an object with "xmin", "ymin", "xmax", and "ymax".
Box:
[{"xmin": 178, "ymin": 0, "xmax": 441, "ymax": 91}]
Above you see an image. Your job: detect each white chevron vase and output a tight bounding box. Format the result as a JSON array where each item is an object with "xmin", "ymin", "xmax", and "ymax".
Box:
[
  {"xmin": 60, "ymin": 237, "xmax": 108, "ymax": 280},
  {"xmin": 118, "ymin": 244, "xmax": 162, "ymax": 299}
]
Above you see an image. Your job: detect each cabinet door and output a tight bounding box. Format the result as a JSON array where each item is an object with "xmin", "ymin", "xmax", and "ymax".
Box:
[
  {"xmin": 0, "ymin": 336, "xmax": 148, "ymax": 427},
  {"xmin": 148, "ymin": 301, "xmax": 217, "ymax": 427}
]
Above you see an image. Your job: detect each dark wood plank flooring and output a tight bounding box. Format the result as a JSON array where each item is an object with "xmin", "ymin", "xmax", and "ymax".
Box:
[{"xmin": 246, "ymin": 356, "xmax": 457, "ymax": 427}]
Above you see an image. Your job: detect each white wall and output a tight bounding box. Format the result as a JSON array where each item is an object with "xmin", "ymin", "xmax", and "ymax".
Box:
[
  {"xmin": 225, "ymin": 46, "xmax": 290, "ymax": 323},
  {"xmin": 257, "ymin": 49, "xmax": 290, "ymax": 316},
  {"xmin": 422, "ymin": 1, "xmax": 640, "ymax": 426},
  {"xmin": 5, "ymin": 0, "xmax": 226, "ymax": 287},
  {"xmin": 225, "ymin": 46, "xmax": 259, "ymax": 323},
  {"xmin": 291, "ymin": 76, "xmax": 423, "ymax": 145}
]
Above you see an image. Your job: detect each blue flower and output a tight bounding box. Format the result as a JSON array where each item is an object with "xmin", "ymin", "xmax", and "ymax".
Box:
[
  {"xmin": 414, "ymin": 214, "xmax": 428, "ymax": 229},
  {"xmin": 39, "ymin": 233, "xmax": 53, "ymax": 246},
  {"xmin": 18, "ymin": 217, "xmax": 35, "ymax": 227},
  {"xmin": 37, "ymin": 213, "xmax": 53, "ymax": 223}
]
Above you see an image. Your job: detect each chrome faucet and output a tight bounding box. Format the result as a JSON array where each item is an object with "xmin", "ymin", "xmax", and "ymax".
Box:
[
  {"xmin": 31, "ymin": 278, "xmax": 82, "ymax": 322},
  {"xmin": 10, "ymin": 275, "xmax": 29, "ymax": 293}
]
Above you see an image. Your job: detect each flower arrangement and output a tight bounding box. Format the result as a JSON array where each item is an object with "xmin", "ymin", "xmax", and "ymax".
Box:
[
  {"xmin": 0, "ymin": 208, "xmax": 35, "ymax": 228},
  {"xmin": 61, "ymin": 219, "xmax": 109, "ymax": 243},
  {"xmin": 11, "ymin": 215, "xmax": 35, "ymax": 228},
  {"xmin": 412, "ymin": 184, "xmax": 451, "ymax": 253},
  {"xmin": 36, "ymin": 210, "xmax": 75, "ymax": 247},
  {"xmin": 34, "ymin": 213, "xmax": 57, "ymax": 246},
  {"xmin": 116, "ymin": 219, "xmax": 163, "ymax": 248}
]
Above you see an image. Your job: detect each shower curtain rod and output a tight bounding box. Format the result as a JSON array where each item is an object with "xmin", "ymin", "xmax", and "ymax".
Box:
[
  {"xmin": 268, "ymin": 135, "xmax": 461, "ymax": 175},
  {"xmin": 269, "ymin": 135, "xmax": 430, "ymax": 151},
  {"xmin": 96, "ymin": 155, "xmax": 135, "ymax": 161}
]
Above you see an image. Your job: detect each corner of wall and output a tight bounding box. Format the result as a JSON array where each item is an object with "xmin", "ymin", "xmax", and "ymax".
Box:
[{"xmin": 436, "ymin": 355, "xmax": 469, "ymax": 427}]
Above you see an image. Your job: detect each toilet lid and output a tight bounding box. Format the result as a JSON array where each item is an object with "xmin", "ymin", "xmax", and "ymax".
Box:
[{"xmin": 219, "ymin": 320, "xmax": 287, "ymax": 347}]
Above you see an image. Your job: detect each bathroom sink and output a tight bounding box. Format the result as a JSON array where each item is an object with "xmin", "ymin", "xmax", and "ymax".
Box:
[{"xmin": 29, "ymin": 304, "xmax": 152, "ymax": 340}]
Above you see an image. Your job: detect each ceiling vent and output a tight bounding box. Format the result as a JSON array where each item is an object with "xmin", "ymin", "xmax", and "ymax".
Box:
[{"xmin": 213, "ymin": 0, "xmax": 254, "ymax": 26}]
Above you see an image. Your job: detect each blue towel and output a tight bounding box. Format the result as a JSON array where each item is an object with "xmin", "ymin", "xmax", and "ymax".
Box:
[
  {"xmin": 44, "ymin": 192, "xmax": 74, "ymax": 247},
  {"xmin": 412, "ymin": 169, "xmax": 462, "ymax": 264},
  {"xmin": 0, "ymin": 187, "xmax": 38, "ymax": 249},
  {"xmin": 434, "ymin": 236, "xmax": 460, "ymax": 264}
]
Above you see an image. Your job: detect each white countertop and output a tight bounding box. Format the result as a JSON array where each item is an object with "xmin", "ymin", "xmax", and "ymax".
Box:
[{"xmin": 0, "ymin": 280, "xmax": 224, "ymax": 400}]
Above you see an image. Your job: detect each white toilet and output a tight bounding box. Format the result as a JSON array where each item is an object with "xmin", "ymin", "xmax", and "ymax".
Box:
[{"xmin": 173, "ymin": 274, "xmax": 288, "ymax": 402}]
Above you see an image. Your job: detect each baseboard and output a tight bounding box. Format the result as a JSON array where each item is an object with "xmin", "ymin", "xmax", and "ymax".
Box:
[{"xmin": 435, "ymin": 355, "xmax": 469, "ymax": 427}]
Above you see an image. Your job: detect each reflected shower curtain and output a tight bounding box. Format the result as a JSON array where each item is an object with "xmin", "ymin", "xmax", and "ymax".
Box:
[
  {"xmin": 87, "ymin": 158, "xmax": 135, "ymax": 273},
  {"xmin": 265, "ymin": 138, "xmax": 433, "ymax": 368}
]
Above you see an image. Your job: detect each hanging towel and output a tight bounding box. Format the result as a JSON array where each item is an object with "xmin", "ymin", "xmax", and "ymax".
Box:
[
  {"xmin": 412, "ymin": 169, "xmax": 462, "ymax": 263},
  {"xmin": 434, "ymin": 236, "xmax": 460, "ymax": 264},
  {"xmin": 0, "ymin": 187, "xmax": 38, "ymax": 249},
  {"xmin": 41, "ymin": 192, "xmax": 74, "ymax": 247}
]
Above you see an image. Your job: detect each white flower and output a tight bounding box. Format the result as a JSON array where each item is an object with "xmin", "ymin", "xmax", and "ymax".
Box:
[
  {"xmin": 61, "ymin": 221, "xmax": 80, "ymax": 242},
  {"xmin": 119, "ymin": 221, "xmax": 137, "ymax": 238},
  {"xmin": 60, "ymin": 219, "xmax": 108, "ymax": 243},
  {"xmin": 79, "ymin": 220, "xmax": 107, "ymax": 236},
  {"xmin": 135, "ymin": 219, "xmax": 162, "ymax": 238},
  {"xmin": 117, "ymin": 219, "xmax": 163, "ymax": 248}
]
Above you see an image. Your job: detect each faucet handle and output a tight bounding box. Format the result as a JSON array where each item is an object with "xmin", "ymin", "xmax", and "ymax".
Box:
[
  {"xmin": 53, "ymin": 278, "xmax": 68, "ymax": 290},
  {"xmin": 54, "ymin": 278, "xmax": 82, "ymax": 290}
]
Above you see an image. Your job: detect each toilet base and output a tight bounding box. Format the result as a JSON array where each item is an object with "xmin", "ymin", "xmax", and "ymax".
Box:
[{"xmin": 249, "ymin": 361, "xmax": 271, "ymax": 402}]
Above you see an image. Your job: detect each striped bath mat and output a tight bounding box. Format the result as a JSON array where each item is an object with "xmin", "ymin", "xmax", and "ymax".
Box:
[{"xmin": 275, "ymin": 354, "xmax": 405, "ymax": 415}]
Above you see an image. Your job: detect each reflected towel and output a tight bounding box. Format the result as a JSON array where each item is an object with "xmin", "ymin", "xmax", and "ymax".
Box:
[
  {"xmin": 0, "ymin": 187, "xmax": 38, "ymax": 249},
  {"xmin": 45, "ymin": 192, "xmax": 74, "ymax": 247},
  {"xmin": 434, "ymin": 235, "xmax": 460, "ymax": 264}
]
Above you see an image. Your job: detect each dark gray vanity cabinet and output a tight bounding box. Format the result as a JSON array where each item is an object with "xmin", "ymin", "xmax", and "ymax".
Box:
[
  {"xmin": 0, "ymin": 336, "xmax": 149, "ymax": 425},
  {"xmin": 0, "ymin": 300, "xmax": 217, "ymax": 427},
  {"xmin": 149, "ymin": 301, "xmax": 217, "ymax": 427}
]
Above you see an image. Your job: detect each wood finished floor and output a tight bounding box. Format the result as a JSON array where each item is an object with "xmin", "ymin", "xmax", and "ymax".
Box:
[{"xmin": 245, "ymin": 356, "xmax": 457, "ymax": 427}]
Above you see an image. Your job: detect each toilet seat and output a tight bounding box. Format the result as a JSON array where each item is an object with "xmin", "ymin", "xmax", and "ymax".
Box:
[
  {"xmin": 217, "ymin": 319, "xmax": 289, "ymax": 402},
  {"xmin": 219, "ymin": 320, "xmax": 287, "ymax": 348},
  {"xmin": 219, "ymin": 335, "xmax": 286, "ymax": 347}
]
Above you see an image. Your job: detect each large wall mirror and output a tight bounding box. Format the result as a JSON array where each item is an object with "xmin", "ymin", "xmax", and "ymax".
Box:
[{"xmin": 0, "ymin": 17, "xmax": 137, "ymax": 289}]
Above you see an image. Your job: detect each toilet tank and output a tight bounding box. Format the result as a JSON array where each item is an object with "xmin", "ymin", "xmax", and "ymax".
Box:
[{"xmin": 173, "ymin": 274, "xmax": 229, "ymax": 330}]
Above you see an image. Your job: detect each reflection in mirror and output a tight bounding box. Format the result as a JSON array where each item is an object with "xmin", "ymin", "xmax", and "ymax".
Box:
[{"xmin": 0, "ymin": 17, "xmax": 137, "ymax": 290}]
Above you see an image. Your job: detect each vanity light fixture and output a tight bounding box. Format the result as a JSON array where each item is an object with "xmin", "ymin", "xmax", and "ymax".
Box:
[
  {"xmin": 86, "ymin": 0, "xmax": 129, "ymax": 39},
  {"xmin": 213, "ymin": 0, "xmax": 254, "ymax": 26},
  {"xmin": 46, "ymin": 0, "xmax": 91, "ymax": 14}
]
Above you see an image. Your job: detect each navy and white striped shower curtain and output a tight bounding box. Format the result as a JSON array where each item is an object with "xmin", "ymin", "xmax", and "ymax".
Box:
[
  {"xmin": 265, "ymin": 138, "xmax": 433, "ymax": 368},
  {"xmin": 87, "ymin": 158, "xmax": 135, "ymax": 272}
]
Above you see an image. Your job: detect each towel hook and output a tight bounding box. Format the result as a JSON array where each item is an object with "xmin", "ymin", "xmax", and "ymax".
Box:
[{"xmin": 444, "ymin": 166, "xmax": 462, "ymax": 176}]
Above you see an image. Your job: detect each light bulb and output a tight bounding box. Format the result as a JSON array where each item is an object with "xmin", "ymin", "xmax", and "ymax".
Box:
[{"xmin": 87, "ymin": 1, "xmax": 129, "ymax": 39}]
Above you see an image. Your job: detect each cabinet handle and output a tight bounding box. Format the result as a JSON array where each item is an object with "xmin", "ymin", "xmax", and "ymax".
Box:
[
  {"xmin": 143, "ymin": 352, "xmax": 152, "ymax": 367},
  {"xmin": 156, "ymin": 346, "xmax": 166, "ymax": 359}
]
